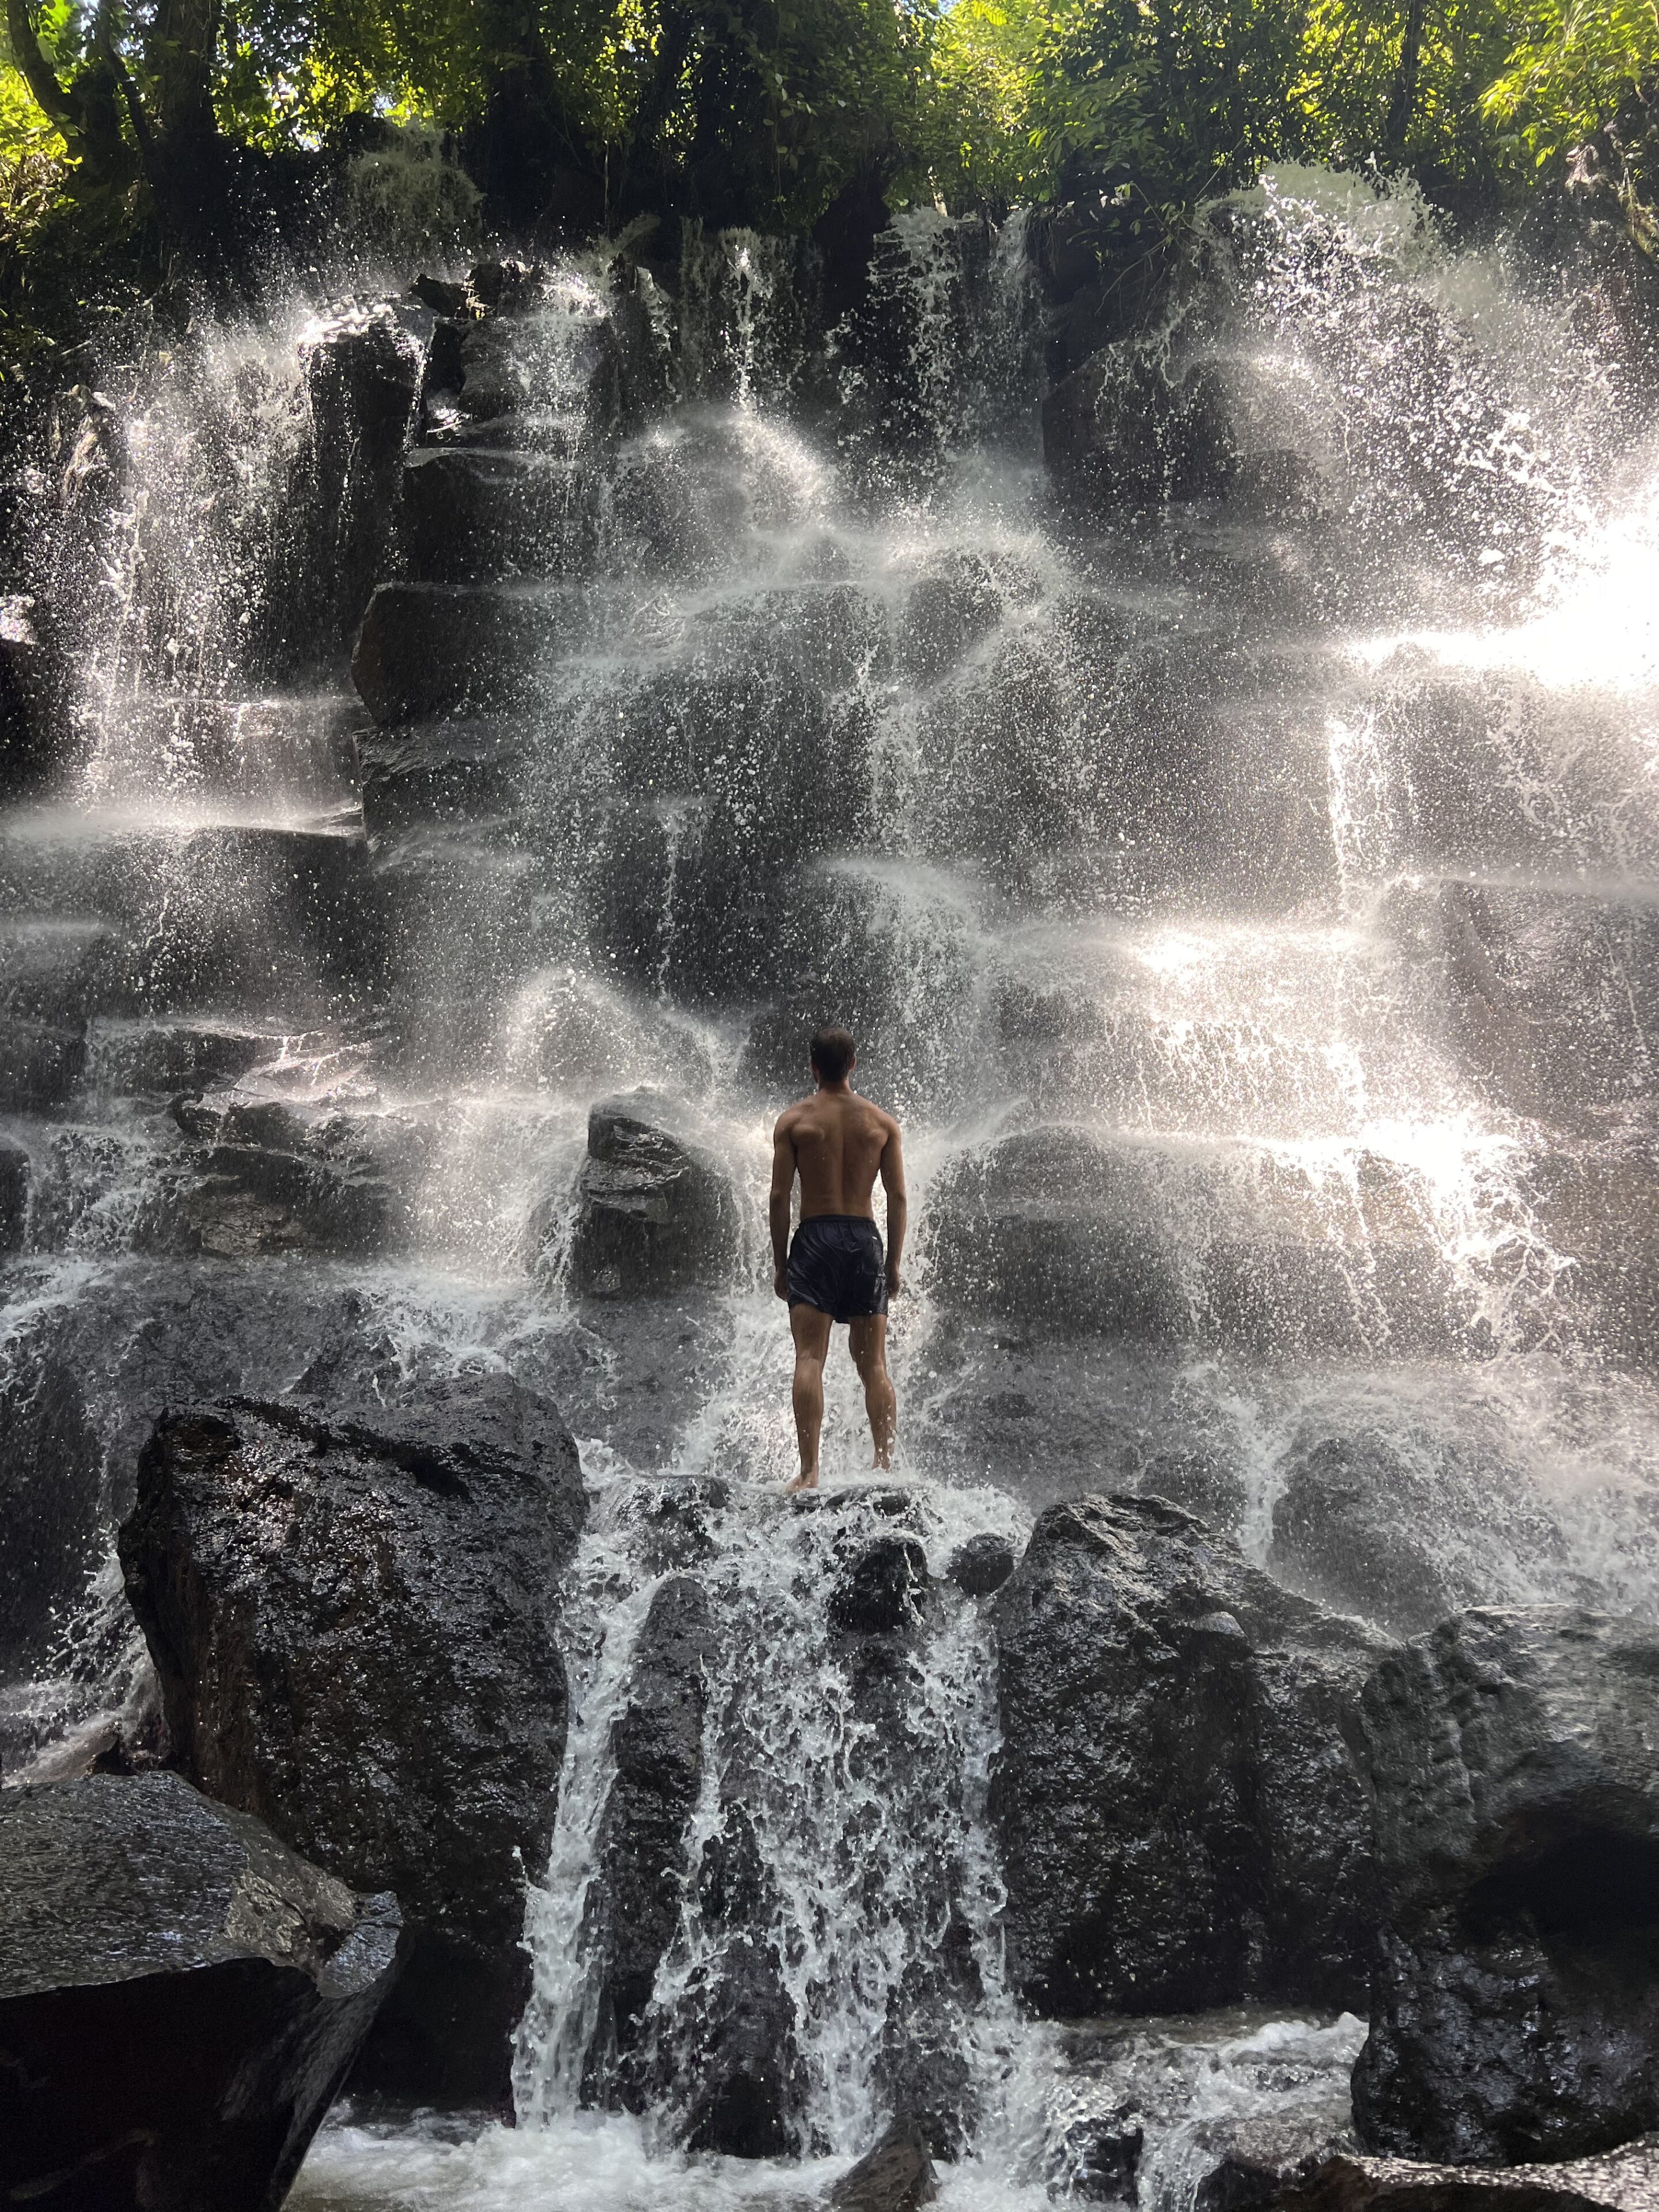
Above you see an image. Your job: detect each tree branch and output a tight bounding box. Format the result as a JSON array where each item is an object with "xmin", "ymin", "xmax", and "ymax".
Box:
[{"xmin": 5, "ymin": 0, "xmax": 85, "ymax": 142}]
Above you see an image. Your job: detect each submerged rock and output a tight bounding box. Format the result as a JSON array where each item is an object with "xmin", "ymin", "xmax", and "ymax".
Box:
[
  {"xmin": 564, "ymin": 1090, "xmax": 738, "ymax": 1299},
  {"xmin": 1352, "ymin": 1607, "xmax": 1659, "ymax": 2165},
  {"xmin": 1279, "ymin": 2137, "xmax": 1659, "ymax": 2212},
  {"xmin": 0, "ymin": 1771, "xmax": 402, "ymax": 2212},
  {"xmin": 830, "ymin": 2116, "xmax": 941, "ymax": 2212},
  {"xmin": 117, "ymin": 1370, "xmax": 586, "ymax": 2104},
  {"xmin": 993, "ymin": 1493, "xmax": 1388, "ymax": 2016}
]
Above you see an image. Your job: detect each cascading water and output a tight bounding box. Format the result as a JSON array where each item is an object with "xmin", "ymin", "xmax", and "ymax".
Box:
[{"xmin": 4, "ymin": 169, "xmax": 1658, "ymax": 2211}]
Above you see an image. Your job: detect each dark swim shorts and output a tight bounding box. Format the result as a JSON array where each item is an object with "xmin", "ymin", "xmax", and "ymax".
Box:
[{"xmin": 787, "ymin": 1214, "xmax": 889, "ymax": 1324}]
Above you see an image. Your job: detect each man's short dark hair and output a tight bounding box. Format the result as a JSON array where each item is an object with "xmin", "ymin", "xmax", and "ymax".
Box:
[{"xmin": 810, "ymin": 1025, "xmax": 856, "ymax": 1082}]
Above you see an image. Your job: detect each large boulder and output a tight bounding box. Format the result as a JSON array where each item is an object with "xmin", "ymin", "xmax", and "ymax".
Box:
[
  {"xmin": 1264, "ymin": 1433, "xmax": 1565, "ymax": 1642},
  {"xmin": 1351, "ymin": 1608, "xmax": 1659, "ymax": 2165},
  {"xmin": 830, "ymin": 2117, "xmax": 940, "ymax": 2212},
  {"xmin": 399, "ymin": 446, "xmax": 594, "ymax": 583},
  {"xmin": 1394, "ymin": 879, "xmax": 1659, "ymax": 1122},
  {"xmin": 926, "ymin": 1128, "xmax": 1457, "ymax": 1357},
  {"xmin": 564, "ymin": 1092, "xmax": 740, "ymax": 1300},
  {"xmin": 352, "ymin": 579, "xmax": 589, "ymax": 723},
  {"xmin": 583, "ymin": 1575, "xmax": 721, "ymax": 2101},
  {"xmin": 1043, "ymin": 343, "xmax": 1239, "ymax": 507},
  {"xmin": 116, "ymin": 1370, "xmax": 586, "ymax": 2104},
  {"xmin": 153, "ymin": 1091, "xmax": 432, "ymax": 1260},
  {"xmin": 992, "ymin": 1493, "xmax": 1388, "ymax": 2016},
  {"xmin": 0, "ymin": 1771, "xmax": 402, "ymax": 2212}
]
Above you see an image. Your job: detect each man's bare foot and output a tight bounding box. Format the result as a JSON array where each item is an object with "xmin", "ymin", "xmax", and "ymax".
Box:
[{"xmin": 786, "ymin": 1468, "xmax": 820, "ymax": 1493}]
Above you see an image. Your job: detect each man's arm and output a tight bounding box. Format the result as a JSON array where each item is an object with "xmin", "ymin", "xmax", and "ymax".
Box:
[
  {"xmin": 880, "ymin": 1119, "xmax": 907, "ymax": 1297},
  {"xmin": 769, "ymin": 1116, "xmax": 797, "ymax": 1300}
]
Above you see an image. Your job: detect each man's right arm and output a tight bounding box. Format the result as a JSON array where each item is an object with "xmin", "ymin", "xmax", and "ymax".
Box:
[
  {"xmin": 880, "ymin": 1119, "xmax": 907, "ymax": 1297},
  {"xmin": 768, "ymin": 1116, "xmax": 797, "ymax": 1301}
]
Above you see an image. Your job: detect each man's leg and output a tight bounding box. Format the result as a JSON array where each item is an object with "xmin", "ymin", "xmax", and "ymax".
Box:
[
  {"xmin": 787, "ymin": 1303, "xmax": 833, "ymax": 1490},
  {"xmin": 849, "ymin": 1315, "xmax": 896, "ymax": 1471}
]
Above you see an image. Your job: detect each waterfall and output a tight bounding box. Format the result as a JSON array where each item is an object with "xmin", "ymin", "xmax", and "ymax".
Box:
[{"xmin": 3, "ymin": 162, "xmax": 1658, "ymax": 2212}]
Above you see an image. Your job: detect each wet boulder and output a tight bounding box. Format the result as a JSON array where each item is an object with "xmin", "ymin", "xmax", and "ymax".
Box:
[
  {"xmin": 926, "ymin": 1130, "xmax": 1457, "ymax": 1357},
  {"xmin": 399, "ymin": 446, "xmax": 594, "ymax": 583},
  {"xmin": 949, "ymin": 1531, "xmax": 1016, "ymax": 1598},
  {"xmin": 276, "ymin": 305, "xmax": 422, "ymax": 658},
  {"xmin": 352, "ymin": 579, "xmax": 589, "ymax": 724},
  {"xmin": 0, "ymin": 1018, "xmax": 85, "ymax": 1111},
  {"xmin": 1397, "ymin": 878, "xmax": 1659, "ymax": 1122},
  {"xmin": 830, "ymin": 2117, "xmax": 940, "ymax": 2212},
  {"xmin": 927, "ymin": 1129, "xmax": 1188, "ymax": 1339},
  {"xmin": 0, "ymin": 1132, "xmax": 28, "ymax": 1249},
  {"xmin": 1267, "ymin": 1437, "xmax": 1461, "ymax": 1638},
  {"xmin": 153, "ymin": 1091, "xmax": 431, "ymax": 1260},
  {"xmin": 1351, "ymin": 1607, "xmax": 1659, "ymax": 2165},
  {"xmin": 676, "ymin": 1804, "xmax": 806, "ymax": 2156},
  {"xmin": 582, "ymin": 1575, "xmax": 721, "ymax": 2101},
  {"xmin": 0, "ymin": 1771, "xmax": 402, "ymax": 2212},
  {"xmin": 0, "ymin": 1348, "xmax": 103, "ymax": 1676},
  {"xmin": 1044, "ymin": 344, "xmax": 1238, "ymax": 507},
  {"xmin": 1138, "ymin": 1446, "xmax": 1251, "ymax": 1537},
  {"xmin": 116, "ymin": 1370, "xmax": 586, "ymax": 2104},
  {"xmin": 897, "ymin": 552, "xmax": 1006, "ymax": 686},
  {"xmin": 565, "ymin": 1091, "xmax": 738, "ymax": 1300},
  {"xmin": 993, "ymin": 1493, "xmax": 1388, "ymax": 2017},
  {"xmin": 830, "ymin": 1535, "xmax": 930, "ymax": 1635}
]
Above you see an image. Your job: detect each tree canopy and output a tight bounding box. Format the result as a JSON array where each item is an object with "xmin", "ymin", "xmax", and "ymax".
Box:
[{"xmin": 1, "ymin": 0, "xmax": 1654, "ymax": 365}]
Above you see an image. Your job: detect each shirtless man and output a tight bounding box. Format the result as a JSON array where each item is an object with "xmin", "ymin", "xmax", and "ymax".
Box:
[{"xmin": 770, "ymin": 1025, "xmax": 906, "ymax": 1491}]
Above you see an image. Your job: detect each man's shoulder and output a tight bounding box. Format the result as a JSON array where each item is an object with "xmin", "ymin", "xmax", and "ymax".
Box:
[
  {"xmin": 861, "ymin": 1097, "xmax": 901, "ymax": 1138},
  {"xmin": 774, "ymin": 1096, "xmax": 815, "ymax": 1133}
]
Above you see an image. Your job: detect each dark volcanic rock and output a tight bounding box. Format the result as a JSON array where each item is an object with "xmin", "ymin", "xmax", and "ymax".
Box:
[
  {"xmin": 153, "ymin": 1093, "xmax": 432, "ymax": 1260},
  {"xmin": 586, "ymin": 1575, "xmax": 720, "ymax": 2100},
  {"xmin": 117, "ymin": 1371, "xmax": 586, "ymax": 2103},
  {"xmin": 279, "ymin": 306, "xmax": 422, "ymax": 659},
  {"xmin": 949, "ymin": 1531, "xmax": 1016, "ymax": 1597},
  {"xmin": 830, "ymin": 2117, "xmax": 941, "ymax": 2212},
  {"xmin": 399, "ymin": 446, "xmax": 593, "ymax": 583},
  {"xmin": 1351, "ymin": 1608, "xmax": 1659, "ymax": 2165},
  {"xmin": 0, "ymin": 1350, "xmax": 102, "ymax": 1673},
  {"xmin": 1268, "ymin": 1437, "xmax": 1460, "ymax": 1637},
  {"xmin": 0, "ymin": 1017, "xmax": 85, "ymax": 1110},
  {"xmin": 1044, "ymin": 344, "xmax": 1238, "ymax": 506},
  {"xmin": 1279, "ymin": 2137, "xmax": 1659, "ymax": 2212},
  {"xmin": 0, "ymin": 1131, "xmax": 28, "ymax": 1248},
  {"xmin": 1192, "ymin": 2103, "xmax": 1357, "ymax": 2212},
  {"xmin": 565, "ymin": 1090, "xmax": 738, "ymax": 1299},
  {"xmin": 830, "ymin": 1535, "xmax": 930, "ymax": 1635},
  {"xmin": 0, "ymin": 1771, "xmax": 402, "ymax": 2212},
  {"xmin": 992, "ymin": 1493, "xmax": 1388, "ymax": 2016},
  {"xmin": 676, "ymin": 1802, "xmax": 806, "ymax": 2156},
  {"xmin": 928, "ymin": 1128, "xmax": 1187, "ymax": 1338},
  {"xmin": 352, "ymin": 579, "xmax": 588, "ymax": 723}
]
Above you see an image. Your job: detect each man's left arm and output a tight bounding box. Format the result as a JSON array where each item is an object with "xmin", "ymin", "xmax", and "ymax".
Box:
[
  {"xmin": 880, "ymin": 1120, "xmax": 907, "ymax": 1297},
  {"xmin": 769, "ymin": 1118, "xmax": 797, "ymax": 1300}
]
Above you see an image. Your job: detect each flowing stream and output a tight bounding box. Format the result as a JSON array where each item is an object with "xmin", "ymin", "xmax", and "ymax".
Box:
[{"xmin": 2, "ymin": 166, "xmax": 1658, "ymax": 2210}]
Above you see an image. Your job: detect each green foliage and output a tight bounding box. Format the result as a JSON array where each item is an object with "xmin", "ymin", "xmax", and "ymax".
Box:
[{"xmin": 0, "ymin": 0, "xmax": 1653, "ymax": 378}]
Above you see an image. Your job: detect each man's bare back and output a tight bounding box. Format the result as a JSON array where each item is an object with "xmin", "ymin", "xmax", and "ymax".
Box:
[
  {"xmin": 775, "ymin": 1088, "xmax": 900, "ymax": 1224},
  {"xmin": 768, "ymin": 1028, "xmax": 906, "ymax": 1490}
]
